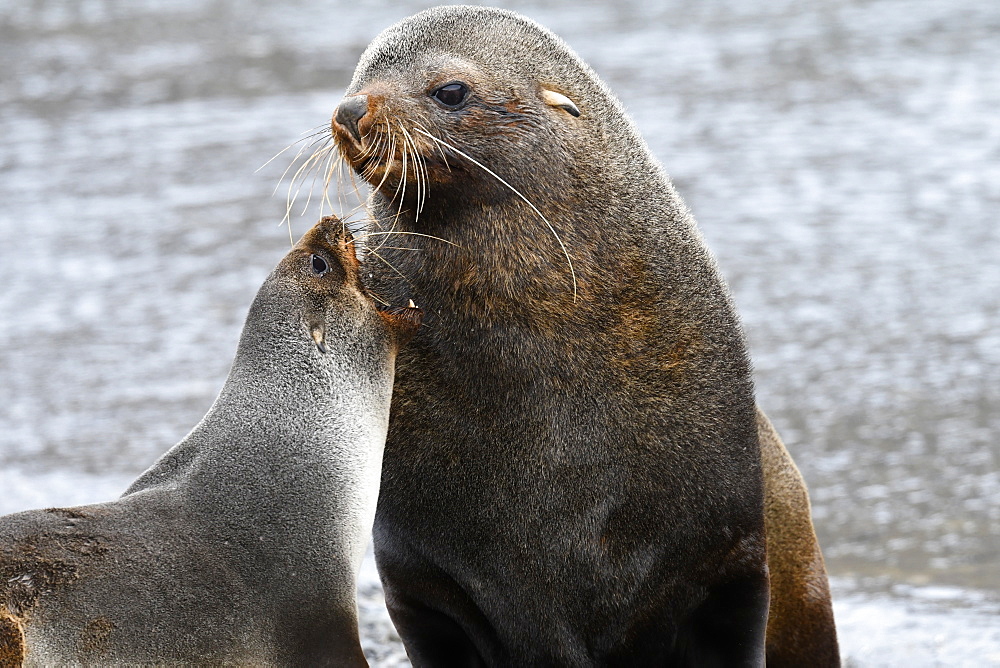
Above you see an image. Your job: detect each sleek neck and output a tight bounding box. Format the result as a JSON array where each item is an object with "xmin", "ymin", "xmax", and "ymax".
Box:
[{"xmin": 125, "ymin": 314, "xmax": 394, "ymax": 582}]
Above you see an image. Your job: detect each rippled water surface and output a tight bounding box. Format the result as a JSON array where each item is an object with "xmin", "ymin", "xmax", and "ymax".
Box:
[{"xmin": 1, "ymin": 1, "xmax": 998, "ymax": 665}]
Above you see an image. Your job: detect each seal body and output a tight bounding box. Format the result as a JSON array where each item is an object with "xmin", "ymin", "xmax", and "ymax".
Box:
[
  {"xmin": 0, "ymin": 217, "xmax": 420, "ymax": 666},
  {"xmin": 333, "ymin": 6, "xmax": 780, "ymax": 665}
]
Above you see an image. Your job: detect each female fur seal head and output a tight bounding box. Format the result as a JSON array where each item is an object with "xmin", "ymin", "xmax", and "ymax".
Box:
[
  {"xmin": 249, "ymin": 215, "xmax": 421, "ymax": 360},
  {"xmin": 0, "ymin": 216, "xmax": 422, "ymax": 667}
]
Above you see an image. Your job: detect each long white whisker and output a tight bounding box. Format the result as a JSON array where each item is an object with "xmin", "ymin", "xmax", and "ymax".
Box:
[
  {"xmin": 300, "ymin": 144, "xmax": 335, "ymax": 215},
  {"xmin": 398, "ymin": 123, "xmax": 428, "ymax": 222},
  {"xmin": 285, "ymin": 143, "xmax": 331, "ymax": 224},
  {"xmin": 348, "ymin": 166, "xmax": 368, "ymax": 220},
  {"xmin": 412, "ymin": 127, "xmax": 578, "ymax": 301},
  {"xmin": 360, "ymin": 207, "xmax": 412, "ymax": 257},
  {"xmin": 272, "ymin": 133, "xmax": 329, "ymax": 197},
  {"xmin": 371, "ymin": 212, "xmax": 401, "ymax": 255},
  {"xmin": 415, "ymin": 123, "xmax": 452, "ymax": 172},
  {"xmin": 366, "ymin": 247, "xmax": 412, "ymax": 285},
  {"xmin": 393, "ymin": 129, "xmax": 409, "ymax": 224},
  {"xmin": 366, "ymin": 289, "xmax": 392, "ymax": 307},
  {"xmin": 320, "ymin": 148, "xmax": 340, "ymax": 219},
  {"xmin": 359, "ymin": 230, "xmax": 460, "ymax": 247},
  {"xmin": 282, "ymin": 139, "xmax": 328, "ymax": 207},
  {"xmin": 256, "ymin": 125, "xmax": 330, "ymax": 174},
  {"xmin": 335, "ymin": 154, "xmax": 348, "ymax": 213},
  {"xmin": 397, "ymin": 123, "xmax": 419, "ymax": 219},
  {"xmin": 365, "ymin": 120, "xmax": 395, "ymax": 195}
]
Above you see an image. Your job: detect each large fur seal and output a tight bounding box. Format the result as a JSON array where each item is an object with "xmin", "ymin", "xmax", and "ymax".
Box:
[
  {"xmin": 0, "ymin": 216, "xmax": 420, "ymax": 666},
  {"xmin": 330, "ymin": 5, "xmax": 838, "ymax": 666}
]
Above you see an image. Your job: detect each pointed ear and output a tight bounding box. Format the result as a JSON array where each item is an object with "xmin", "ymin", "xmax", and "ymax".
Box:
[
  {"xmin": 310, "ymin": 324, "xmax": 327, "ymax": 354},
  {"xmin": 541, "ymin": 89, "xmax": 581, "ymax": 117}
]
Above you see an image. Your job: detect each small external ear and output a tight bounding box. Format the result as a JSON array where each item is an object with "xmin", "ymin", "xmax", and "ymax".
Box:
[
  {"xmin": 310, "ymin": 325, "xmax": 327, "ymax": 354},
  {"xmin": 541, "ymin": 89, "xmax": 581, "ymax": 117}
]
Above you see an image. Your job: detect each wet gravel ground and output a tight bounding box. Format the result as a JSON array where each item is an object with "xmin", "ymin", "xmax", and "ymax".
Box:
[{"xmin": 1, "ymin": 1, "xmax": 998, "ymax": 664}]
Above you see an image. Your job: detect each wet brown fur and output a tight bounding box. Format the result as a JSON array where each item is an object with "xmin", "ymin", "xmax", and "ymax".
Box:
[
  {"xmin": 758, "ymin": 410, "xmax": 840, "ymax": 666},
  {"xmin": 77, "ymin": 617, "xmax": 115, "ymax": 655},
  {"xmin": 0, "ymin": 613, "xmax": 24, "ymax": 668},
  {"xmin": 331, "ymin": 6, "xmax": 837, "ymax": 665},
  {"xmin": 335, "ymin": 6, "xmax": 770, "ymax": 666}
]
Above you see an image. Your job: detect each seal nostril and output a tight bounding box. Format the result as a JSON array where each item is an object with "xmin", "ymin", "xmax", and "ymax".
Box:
[{"xmin": 334, "ymin": 95, "xmax": 369, "ymax": 143}]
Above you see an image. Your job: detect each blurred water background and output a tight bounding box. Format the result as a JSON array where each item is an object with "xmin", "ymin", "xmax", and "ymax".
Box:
[{"xmin": 1, "ymin": 1, "xmax": 998, "ymax": 665}]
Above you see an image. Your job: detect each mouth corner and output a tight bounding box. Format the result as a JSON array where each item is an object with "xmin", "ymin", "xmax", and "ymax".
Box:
[{"xmin": 375, "ymin": 298, "xmax": 424, "ymax": 340}]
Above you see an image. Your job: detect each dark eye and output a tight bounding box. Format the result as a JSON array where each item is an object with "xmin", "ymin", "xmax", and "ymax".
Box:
[
  {"xmin": 310, "ymin": 254, "xmax": 329, "ymax": 276},
  {"xmin": 432, "ymin": 82, "xmax": 469, "ymax": 108}
]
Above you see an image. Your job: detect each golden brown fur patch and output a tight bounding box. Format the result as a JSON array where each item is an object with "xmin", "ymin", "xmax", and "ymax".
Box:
[
  {"xmin": 0, "ymin": 612, "xmax": 25, "ymax": 668},
  {"xmin": 759, "ymin": 409, "xmax": 840, "ymax": 666},
  {"xmin": 77, "ymin": 617, "xmax": 115, "ymax": 655}
]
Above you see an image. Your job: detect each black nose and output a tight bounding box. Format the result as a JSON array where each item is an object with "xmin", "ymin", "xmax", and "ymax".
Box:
[{"xmin": 334, "ymin": 95, "xmax": 369, "ymax": 143}]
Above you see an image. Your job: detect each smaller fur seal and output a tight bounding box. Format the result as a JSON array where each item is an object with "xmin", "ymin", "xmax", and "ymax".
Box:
[{"xmin": 0, "ymin": 216, "xmax": 420, "ymax": 666}]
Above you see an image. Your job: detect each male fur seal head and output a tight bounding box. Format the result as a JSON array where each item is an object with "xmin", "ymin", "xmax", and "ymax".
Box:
[
  {"xmin": 0, "ymin": 216, "xmax": 421, "ymax": 666},
  {"xmin": 331, "ymin": 5, "xmax": 677, "ymax": 312},
  {"xmin": 334, "ymin": 4, "xmax": 622, "ymax": 192}
]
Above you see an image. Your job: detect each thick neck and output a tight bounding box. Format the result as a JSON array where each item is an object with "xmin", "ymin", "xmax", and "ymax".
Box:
[
  {"xmin": 364, "ymin": 164, "xmax": 745, "ymax": 397},
  {"xmin": 365, "ymin": 186, "xmax": 678, "ymax": 333},
  {"xmin": 373, "ymin": 201, "xmax": 574, "ymax": 304}
]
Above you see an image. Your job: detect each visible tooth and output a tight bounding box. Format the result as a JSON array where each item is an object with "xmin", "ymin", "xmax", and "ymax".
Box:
[{"xmin": 408, "ymin": 299, "xmax": 416, "ymax": 308}]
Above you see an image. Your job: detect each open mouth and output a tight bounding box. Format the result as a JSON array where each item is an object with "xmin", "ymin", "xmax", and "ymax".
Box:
[{"xmin": 372, "ymin": 293, "xmax": 424, "ymax": 339}]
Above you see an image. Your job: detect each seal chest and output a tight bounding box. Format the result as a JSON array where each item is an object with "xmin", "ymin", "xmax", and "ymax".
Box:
[{"xmin": 0, "ymin": 216, "xmax": 421, "ymax": 666}]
